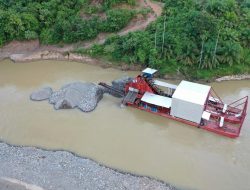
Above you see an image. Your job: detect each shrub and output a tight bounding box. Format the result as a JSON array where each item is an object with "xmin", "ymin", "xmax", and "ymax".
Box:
[
  {"xmin": 103, "ymin": 9, "xmax": 135, "ymax": 32},
  {"xmin": 24, "ymin": 30, "xmax": 38, "ymax": 40}
]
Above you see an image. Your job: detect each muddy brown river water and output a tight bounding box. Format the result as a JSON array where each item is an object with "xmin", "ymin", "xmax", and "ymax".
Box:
[{"xmin": 0, "ymin": 59, "xmax": 249, "ymax": 190}]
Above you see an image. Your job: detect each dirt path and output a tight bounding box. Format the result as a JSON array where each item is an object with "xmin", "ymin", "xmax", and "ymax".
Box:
[
  {"xmin": 146, "ymin": 0, "xmax": 162, "ymax": 16},
  {"xmin": 0, "ymin": 0, "xmax": 163, "ymax": 61},
  {"xmin": 118, "ymin": 0, "xmax": 163, "ymax": 33},
  {"xmin": 78, "ymin": 0, "xmax": 163, "ymax": 49},
  {"xmin": 0, "ymin": 0, "xmax": 163, "ymax": 74}
]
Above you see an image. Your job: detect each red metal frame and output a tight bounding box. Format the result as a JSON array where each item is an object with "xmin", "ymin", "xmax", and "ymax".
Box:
[{"xmin": 123, "ymin": 75, "xmax": 248, "ymax": 138}]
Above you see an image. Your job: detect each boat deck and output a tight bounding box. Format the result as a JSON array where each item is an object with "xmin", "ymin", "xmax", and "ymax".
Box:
[{"xmin": 127, "ymin": 101, "xmax": 245, "ymax": 138}]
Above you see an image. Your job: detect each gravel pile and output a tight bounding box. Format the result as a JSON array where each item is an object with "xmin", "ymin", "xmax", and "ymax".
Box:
[
  {"xmin": 30, "ymin": 87, "xmax": 53, "ymax": 101},
  {"xmin": 49, "ymin": 82, "xmax": 104, "ymax": 112},
  {"xmin": 30, "ymin": 78, "xmax": 136, "ymax": 112},
  {"xmin": 0, "ymin": 142, "xmax": 177, "ymax": 190},
  {"xmin": 31, "ymin": 82, "xmax": 104, "ymax": 112},
  {"xmin": 112, "ymin": 76, "xmax": 133, "ymax": 93}
]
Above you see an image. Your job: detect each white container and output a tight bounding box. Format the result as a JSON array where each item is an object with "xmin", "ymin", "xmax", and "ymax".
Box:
[{"xmin": 170, "ymin": 80, "xmax": 211, "ymax": 124}]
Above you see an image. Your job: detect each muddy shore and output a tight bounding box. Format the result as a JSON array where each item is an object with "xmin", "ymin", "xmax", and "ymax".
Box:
[
  {"xmin": 0, "ymin": 142, "xmax": 176, "ymax": 190},
  {"xmin": 0, "ymin": 40, "xmax": 143, "ymax": 72},
  {"xmin": 1, "ymin": 40, "xmax": 249, "ymax": 82}
]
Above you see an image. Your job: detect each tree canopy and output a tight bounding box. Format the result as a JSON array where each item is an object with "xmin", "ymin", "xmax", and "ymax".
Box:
[
  {"xmin": 84, "ymin": 0, "xmax": 249, "ymax": 79},
  {"xmin": 0, "ymin": 0, "xmax": 136, "ymax": 45},
  {"xmin": 1, "ymin": 0, "xmax": 249, "ymax": 79}
]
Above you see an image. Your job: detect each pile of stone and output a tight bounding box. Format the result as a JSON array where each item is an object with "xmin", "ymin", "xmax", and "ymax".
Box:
[
  {"xmin": 30, "ymin": 87, "xmax": 53, "ymax": 101},
  {"xmin": 216, "ymin": 74, "xmax": 250, "ymax": 82},
  {"xmin": 111, "ymin": 76, "xmax": 133, "ymax": 93},
  {"xmin": 30, "ymin": 82, "xmax": 104, "ymax": 112},
  {"xmin": 30, "ymin": 77, "xmax": 135, "ymax": 112}
]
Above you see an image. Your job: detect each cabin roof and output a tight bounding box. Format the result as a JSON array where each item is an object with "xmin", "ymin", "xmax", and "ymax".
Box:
[
  {"xmin": 141, "ymin": 92, "xmax": 172, "ymax": 108},
  {"xmin": 172, "ymin": 80, "xmax": 211, "ymax": 105},
  {"xmin": 154, "ymin": 80, "xmax": 177, "ymax": 89},
  {"xmin": 142, "ymin": 68, "xmax": 157, "ymax": 75}
]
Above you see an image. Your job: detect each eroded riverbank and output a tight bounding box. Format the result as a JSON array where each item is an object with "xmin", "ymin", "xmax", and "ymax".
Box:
[
  {"xmin": 1, "ymin": 40, "xmax": 249, "ymax": 82},
  {"xmin": 0, "ymin": 59, "xmax": 250, "ymax": 190}
]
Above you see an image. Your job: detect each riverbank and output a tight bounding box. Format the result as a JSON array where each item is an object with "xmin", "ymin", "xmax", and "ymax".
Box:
[
  {"xmin": 0, "ymin": 40, "xmax": 249, "ymax": 82},
  {"xmin": 0, "ymin": 40, "xmax": 143, "ymax": 71},
  {"xmin": 0, "ymin": 142, "xmax": 176, "ymax": 190}
]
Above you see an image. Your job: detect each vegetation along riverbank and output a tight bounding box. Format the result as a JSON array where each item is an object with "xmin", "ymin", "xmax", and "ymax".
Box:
[{"xmin": 0, "ymin": 0, "xmax": 249, "ymax": 81}]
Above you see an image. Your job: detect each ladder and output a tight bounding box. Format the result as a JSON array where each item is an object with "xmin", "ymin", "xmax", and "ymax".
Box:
[{"xmin": 122, "ymin": 91, "xmax": 138, "ymax": 105}]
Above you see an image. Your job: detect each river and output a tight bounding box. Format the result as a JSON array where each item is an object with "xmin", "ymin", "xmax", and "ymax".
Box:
[{"xmin": 0, "ymin": 59, "xmax": 249, "ymax": 190}]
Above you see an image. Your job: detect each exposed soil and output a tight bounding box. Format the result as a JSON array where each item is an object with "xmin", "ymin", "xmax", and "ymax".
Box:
[
  {"xmin": 146, "ymin": 0, "xmax": 163, "ymax": 16},
  {"xmin": 0, "ymin": 1, "xmax": 248, "ymax": 82},
  {"xmin": 0, "ymin": 0, "xmax": 162, "ymax": 58},
  {"xmin": 0, "ymin": 0, "xmax": 162, "ymax": 76},
  {"xmin": 77, "ymin": 0, "xmax": 163, "ymax": 49}
]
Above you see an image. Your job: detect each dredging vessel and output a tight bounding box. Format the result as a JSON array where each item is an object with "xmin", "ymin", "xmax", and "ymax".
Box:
[{"xmin": 100, "ymin": 68, "xmax": 248, "ymax": 138}]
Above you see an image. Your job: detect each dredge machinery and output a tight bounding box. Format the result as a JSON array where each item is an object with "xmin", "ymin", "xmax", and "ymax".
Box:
[{"xmin": 100, "ymin": 68, "xmax": 248, "ymax": 138}]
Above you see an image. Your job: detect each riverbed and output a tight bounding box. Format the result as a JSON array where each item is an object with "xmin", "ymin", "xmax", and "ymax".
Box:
[{"xmin": 0, "ymin": 59, "xmax": 249, "ymax": 190}]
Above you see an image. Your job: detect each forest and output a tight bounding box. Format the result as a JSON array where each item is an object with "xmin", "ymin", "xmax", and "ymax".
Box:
[
  {"xmin": 0, "ymin": 0, "xmax": 249, "ymax": 79},
  {"xmin": 84, "ymin": 0, "xmax": 250, "ymax": 79},
  {"xmin": 0, "ymin": 0, "xmax": 136, "ymax": 44}
]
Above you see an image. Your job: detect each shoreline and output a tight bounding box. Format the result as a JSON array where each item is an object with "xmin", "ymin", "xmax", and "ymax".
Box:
[
  {"xmin": 0, "ymin": 40, "xmax": 249, "ymax": 82},
  {"xmin": 0, "ymin": 140, "xmax": 177, "ymax": 190}
]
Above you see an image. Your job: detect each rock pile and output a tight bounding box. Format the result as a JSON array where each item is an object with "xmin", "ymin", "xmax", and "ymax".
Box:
[
  {"xmin": 111, "ymin": 76, "xmax": 133, "ymax": 95},
  {"xmin": 31, "ymin": 82, "xmax": 104, "ymax": 112},
  {"xmin": 112, "ymin": 76, "xmax": 133, "ymax": 92},
  {"xmin": 216, "ymin": 74, "xmax": 250, "ymax": 82},
  {"xmin": 49, "ymin": 82, "xmax": 104, "ymax": 112},
  {"xmin": 30, "ymin": 87, "xmax": 53, "ymax": 101},
  {"xmin": 30, "ymin": 77, "xmax": 134, "ymax": 112}
]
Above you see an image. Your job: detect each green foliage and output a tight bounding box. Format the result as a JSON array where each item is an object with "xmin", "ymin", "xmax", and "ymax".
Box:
[
  {"xmin": 90, "ymin": 0, "xmax": 250, "ymax": 79},
  {"xmin": 103, "ymin": 9, "xmax": 135, "ymax": 32},
  {"xmin": 86, "ymin": 44, "xmax": 104, "ymax": 56},
  {"xmin": 40, "ymin": 28, "xmax": 54, "ymax": 44},
  {"xmin": 0, "ymin": 0, "xmax": 136, "ymax": 45},
  {"xmin": 103, "ymin": 31, "xmax": 156, "ymax": 65},
  {"xmin": 24, "ymin": 30, "xmax": 38, "ymax": 40},
  {"xmin": 102, "ymin": 0, "xmax": 135, "ymax": 10},
  {"xmin": 1, "ymin": 0, "xmax": 249, "ymax": 79}
]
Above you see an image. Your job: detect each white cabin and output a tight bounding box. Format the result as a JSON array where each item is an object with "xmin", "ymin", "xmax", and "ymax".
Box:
[{"xmin": 170, "ymin": 80, "xmax": 211, "ymax": 123}]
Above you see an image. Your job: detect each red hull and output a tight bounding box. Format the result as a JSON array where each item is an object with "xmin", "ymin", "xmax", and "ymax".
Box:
[
  {"xmin": 100, "ymin": 73, "xmax": 248, "ymax": 138},
  {"xmin": 127, "ymin": 98, "xmax": 247, "ymax": 138}
]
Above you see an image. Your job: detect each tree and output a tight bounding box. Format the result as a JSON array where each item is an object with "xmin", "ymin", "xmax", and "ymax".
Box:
[{"xmin": 2, "ymin": 11, "xmax": 24, "ymax": 40}]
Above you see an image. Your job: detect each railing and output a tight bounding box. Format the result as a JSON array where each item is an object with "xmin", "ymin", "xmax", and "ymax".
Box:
[
  {"xmin": 228, "ymin": 96, "xmax": 248, "ymax": 136},
  {"xmin": 206, "ymin": 89, "xmax": 248, "ymax": 137},
  {"xmin": 210, "ymin": 87, "xmax": 224, "ymax": 104},
  {"xmin": 228, "ymin": 96, "xmax": 248, "ymax": 109}
]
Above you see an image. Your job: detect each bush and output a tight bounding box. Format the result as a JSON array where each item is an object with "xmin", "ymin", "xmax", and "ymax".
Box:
[
  {"xmin": 103, "ymin": 0, "xmax": 135, "ymax": 10},
  {"xmin": 87, "ymin": 44, "xmax": 104, "ymax": 56},
  {"xmin": 40, "ymin": 28, "xmax": 55, "ymax": 44},
  {"xmin": 24, "ymin": 30, "xmax": 38, "ymax": 40},
  {"xmin": 0, "ymin": 0, "xmax": 136, "ymax": 45},
  {"xmin": 103, "ymin": 9, "xmax": 135, "ymax": 32},
  {"xmin": 89, "ymin": 0, "xmax": 250, "ymax": 79}
]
